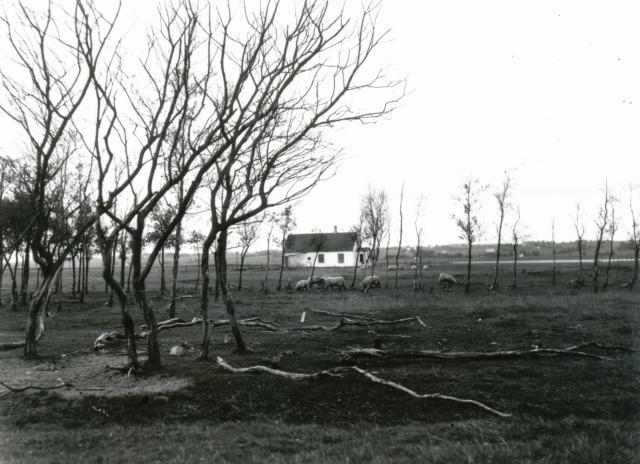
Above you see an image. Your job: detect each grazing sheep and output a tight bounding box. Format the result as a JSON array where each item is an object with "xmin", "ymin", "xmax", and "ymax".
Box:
[
  {"xmin": 438, "ymin": 272, "xmax": 458, "ymax": 289},
  {"xmin": 422, "ymin": 264, "xmax": 430, "ymax": 270},
  {"xmin": 361, "ymin": 275, "xmax": 381, "ymax": 290},
  {"xmin": 410, "ymin": 264, "xmax": 417, "ymax": 271},
  {"xmin": 295, "ymin": 279, "xmax": 309, "ymax": 292},
  {"xmin": 387, "ymin": 265, "xmax": 397, "ymax": 271},
  {"xmin": 322, "ymin": 275, "xmax": 346, "ymax": 290},
  {"xmin": 307, "ymin": 275, "xmax": 325, "ymax": 289}
]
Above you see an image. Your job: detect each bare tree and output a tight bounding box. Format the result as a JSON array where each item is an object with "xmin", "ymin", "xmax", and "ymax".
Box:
[
  {"xmin": 0, "ymin": 1, "xmax": 119, "ymax": 357},
  {"xmin": 592, "ymin": 182, "xmax": 610, "ymax": 293},
  {"xmin": 274, "ymin": 206, "xmax": 296, "ymax": 291},
  {"xmin": 394, "ymin": 182, "xmax": 405, "ymax": 289},
  {"xmin": 237, "ymin": 218, "xmax": 261, "ymax": 290},
  {"xmin": 491, "ymin": 173, "xmax": 512, "ymax": 291},
  {"xmin": 361, "ymin": 187, "xmax": 389, "ymax": 291},
  {"xmin": 629, "ymin": 186, "xmax": 640, "ymax": 290},
  {"xmin": 350, "ymin": 214, "xmax": 365, "ymax": 289},
  {"xmin": 453, "ymin": 176, "xmax": 484, "ymax": 293},
  {"xmin": 603, "ymin": 194, "xmax": 618, "ymax": 289},
  {"xmin": 574, "ymin": 204, "xmax": 586, "ymax": 286},
  {"xmin": 186, "ymin": 231, "xmax": 204, "ymax": 291},
  {"xmin": 413, "ymin": 196, "xmax": 425, "ymax": 291}
]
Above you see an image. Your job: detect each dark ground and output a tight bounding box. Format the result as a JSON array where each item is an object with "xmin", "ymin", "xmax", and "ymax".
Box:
[{"xmin": 0, "ymin": 263, "xmax": 639, "ymax": 463}]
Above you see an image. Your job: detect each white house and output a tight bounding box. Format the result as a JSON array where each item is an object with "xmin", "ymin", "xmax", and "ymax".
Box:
[{"xmin": 285, "ymin": 230, "xmax": 366, "ymax": 268}]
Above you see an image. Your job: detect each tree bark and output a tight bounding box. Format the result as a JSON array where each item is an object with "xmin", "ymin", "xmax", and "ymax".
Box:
[
  {"xmin": 159, "ymin": 245, "xmax": 166, "ymax": 297},
  {"xmin": 277, "ymin": 230, "xmax": 286, "ymax": 291},
  {"xmin": 197, "ymin": 230, "xmax": 216, "ymax": 359},
  {"xmin": 632, "ymin": 244, "xmax": 639, "ymax": 290},
  {"xmin": 131, "ymin": 228, "xmax": 162, "ymax": 369},
  {"xmin": 99, "ymin": 237, "xmax": 139, "ymax": 369},
  {"xmin": 238, "ymin": 252, "xmax": 247, "ymax": 290},
  {"xmin": 169, "ymin": 219, "xmax": 182, "ymax": 318},
  {"xmin": 20, "ymin": 242, "xmax": 30, "ymax": 306},
  {"xmin": 351, "ymin": 243, "xmax": 362, "ymax": 289},
  {"xmin": 216, "ymin": 229, "xmax": 248, "ymax": 353}
]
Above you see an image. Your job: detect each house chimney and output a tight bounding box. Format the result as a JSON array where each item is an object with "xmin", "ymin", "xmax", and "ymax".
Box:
[{"xmin": 333, "ymin": 225, "xmax": 337, "ymax": 233}]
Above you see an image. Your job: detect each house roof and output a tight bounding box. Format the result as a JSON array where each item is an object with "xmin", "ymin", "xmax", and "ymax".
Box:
[{"xmin": 286, "ymin": 232, "xmax": 356, "ymax": 253}]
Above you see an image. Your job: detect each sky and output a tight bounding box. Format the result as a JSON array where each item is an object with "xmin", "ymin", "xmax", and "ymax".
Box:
[
  {"xmin": 1, "ymin": 1, "xmax": 639, "ymax": 248},
  {"xmin": 293, "ymin": 1, "xmax": 640, "ymax": 245}
]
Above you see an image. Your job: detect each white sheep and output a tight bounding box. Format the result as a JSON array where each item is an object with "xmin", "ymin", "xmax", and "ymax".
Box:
[
  {"xmin": 322, "ymin": 275, "xmax": 346, "ymax": 290},
  {"xmin": 387, "ymin": 265, "xmax": 397, "ymax": 271},
  {"xmin": 361, "ymin": 274, "xmax": 381, "ymax": 290},
  {"xmin": 307, "ymin": 275, "xmax": 325, "ymax": 289},
  {"xmin": 438, "ymin": 272, "xmax": 458, "ymax": 289},
  {"xmin": 295, "ymin": 279, "xmax": 309, "ymax": 292}
]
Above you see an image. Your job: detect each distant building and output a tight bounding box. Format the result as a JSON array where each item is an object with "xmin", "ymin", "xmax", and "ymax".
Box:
[{"xmin": 285, "ymin": 229, "xmax": 366, "ymax": 268}]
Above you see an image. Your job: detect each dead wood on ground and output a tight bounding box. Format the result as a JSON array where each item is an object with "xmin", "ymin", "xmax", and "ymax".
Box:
[
  {"xmin": 337, "ymin": 342, "xmax": 636, "ymax": 362},
  {"xmin": 216, "ymin": 356, "xmax": 510, "ymax": 418}
]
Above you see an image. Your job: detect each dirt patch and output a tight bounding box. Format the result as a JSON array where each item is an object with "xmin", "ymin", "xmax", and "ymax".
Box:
[{"xmin": 0, "ymin": 351, "xmax": 192, "ymax": 400}]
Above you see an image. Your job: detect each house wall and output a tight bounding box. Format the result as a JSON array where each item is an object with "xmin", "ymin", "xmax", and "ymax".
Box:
[{"xmin": 286, "ymin": 250, "xmax": 365, "ymax": 268}]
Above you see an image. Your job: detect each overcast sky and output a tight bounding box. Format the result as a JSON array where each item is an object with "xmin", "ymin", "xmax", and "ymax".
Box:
[
  {"xmin": 2, "ymin": 1, "xmax": 639, "ymax": 248},
  {"xmin": 294, "ymin": 1, "xmax": 640, "ymax": 245}
]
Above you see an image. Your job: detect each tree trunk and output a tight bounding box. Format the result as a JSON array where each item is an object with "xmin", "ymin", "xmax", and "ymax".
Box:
[
  {"xmin": 127, "ymin": 256, "xmax": 133, "ymax": 293},
  {"xmin": 238, "ymin": 252, "xmax": 247, "ymax": 290},
  {"xmin": 493, "ymin": 217, "xmax": 504, "ymax": 291},
  {"xmin": 213, "ymin": 248, "xmax": 220, "ymax": 301},
  {"xmin": 197, "ymin": 230, "xmax": 216, "ymax": 360},
  {"xmin": 131, "ymin": 229, "xmax": 161, "ymax": 369},
  {"xmin": 216, "ymin": 229, "xmax": 248, "ymax": 353},
  {"xmin": 577, "ymin": 239, "xmax": 584, "ymax": 285},
  {"xmin": 159, "ymin": 245, "xmax": 166, "ymax": 297},
  {"xmin": 106, "ymin": 234, "xmax": 118, "ymax": 307},
  {"xmin": 78, "ymin": 247, "xmax": 85, "ymax": 303},
  {"xmin": 169, "ymin": 224, "xmax": 182, "ymax": 318},
  {"xmin": 71, "ymin": 254, "xmax": 77, "ymax": 298},
  {"xmin": 120, "ymin": 241, "xmax": 126, "ymax": 288},
  {"xmin": 194, "ymin": 250, "xmax": 200, "ymax": 291},
  {"xmin": 99, "ymin": 237, "xmax": 139, "ymax": 369},
  {"xmin": 84, "ymin": 248, "xmax": 90, "ymax": 294},
  {"xmin": 592, "ymin": 239, "xmax": 603, "ymax": 293},
  {"xmin": 351, "ymin": 243, "xmax": 362, "ymax": 288},
  {"xmin": 23, "ymin": 269, "xmax": 59, "ymax": 358},
  {"xmin": 20, "ymin": 241, "xmax": 30, "ymax": 306},
  {"xmin": 631, "ymin": 244, "xmax": 639, "ymax": 290},
  {"xmin": 11, "ymin": 252, "xmax": 19, "ymax": 311}
]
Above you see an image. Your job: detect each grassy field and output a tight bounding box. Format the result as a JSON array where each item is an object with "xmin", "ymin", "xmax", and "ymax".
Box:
[{"xmin": 1, "ymin": 263, "xmax": 639, "ymax": 463}]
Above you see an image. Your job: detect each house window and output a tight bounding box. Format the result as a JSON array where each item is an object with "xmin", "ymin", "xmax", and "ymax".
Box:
[
  {"xmin": 359, "ymin": 253, "xmax": 364, "ymax": 264},
  {"xmin": 318, "ymin": 253, "xmax": 324, "ymax": 264},
  {"xmin": 338, "ymin": 253, "xmax": 344, "ymax": 264}
]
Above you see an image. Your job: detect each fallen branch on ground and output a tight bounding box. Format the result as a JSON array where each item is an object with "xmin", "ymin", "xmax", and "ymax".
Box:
[
  {"xmin": 338, "ymin": 344, "xmax": 625, "ymax": 362},
  {"xmin": 296, "ymin": 311, "xmax": 427, "ymax": 332},
  {"xmin": 216, "ymin": 356, "xmax": 510, "ymax": 418},
  {"xmin": 565, "ymin": 341, "xmax": 639, "ymax": 353},
  {"xmin": 94, "ymin": 317, "xmax": 281, "ymax": 350},
  {"xmin": 0, "ymin": 378, "xmax": 70, "ymax": 398}
]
